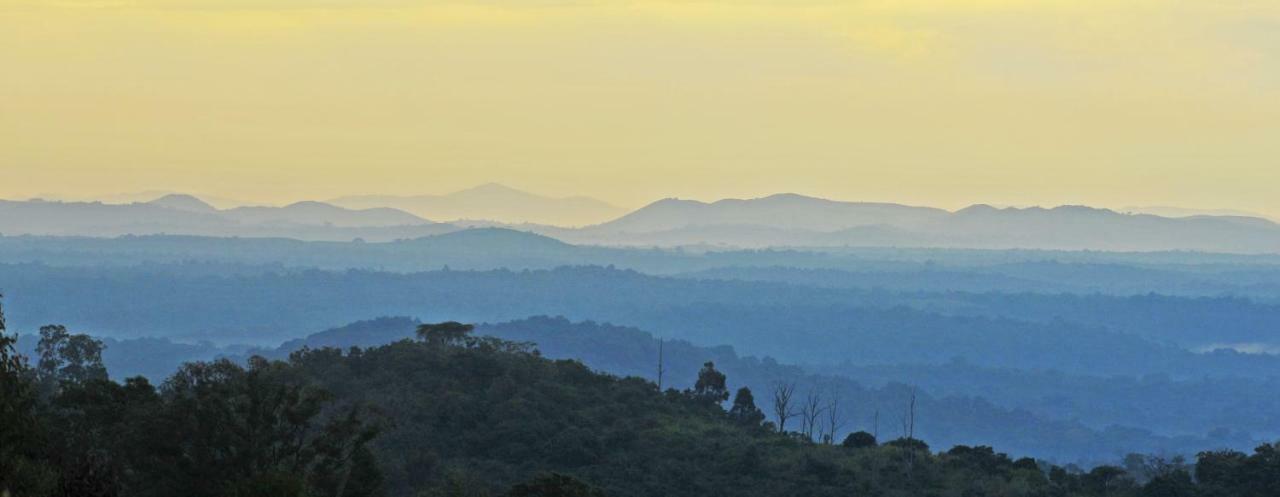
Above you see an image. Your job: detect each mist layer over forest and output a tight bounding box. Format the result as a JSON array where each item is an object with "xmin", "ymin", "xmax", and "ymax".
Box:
[{"xmin": 3, "ymin": 222, "xmax": 1280, "ymax": 470}]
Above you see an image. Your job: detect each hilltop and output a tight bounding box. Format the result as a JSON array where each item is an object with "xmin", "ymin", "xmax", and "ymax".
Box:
[
  {"xmin": 12, "ymin": 189, "xmax": 1280, "ymax": 252},
  {"xmin": 7, "ymin": 316, "xmax": 1278, "ymax": 497},
  {"xmin": 330, "ymin": 183, "xmax": 627, "ymax": 226}
]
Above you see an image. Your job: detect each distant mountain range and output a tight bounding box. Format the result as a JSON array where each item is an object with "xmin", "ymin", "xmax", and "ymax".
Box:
[
  {"xmin": 549, "ymin": 194, "xmax": 1280, "ymax": 253},
  {"xmin": 37, "ymin": 190, "xmax": 247, "ymax": 210},
  {"xmin": 592, "ymin": 194, "xmax": 949, "ymax": 233},
  {"xmin": 4, "ymin": 188, "xmax": 1279, "ymax": 253},
  {"xmin": 1122, "ymin": 205, "xmax": 1278, "ymax": 221},
  {"xmin": 0, "ymin": 194, "xmax": 452, "ymax": 240},
  {"xmin": 329, "ymin": 183, "xmax": 627, "ymax": 226}
]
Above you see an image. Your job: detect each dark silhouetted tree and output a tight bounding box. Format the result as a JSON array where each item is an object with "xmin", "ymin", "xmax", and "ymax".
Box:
[
  {"xmin": 771, "ymin": 381, "xmax": 797, "ymax": 433},
  {"xmin": 799, "ymin": 389, "xmax": 823, "ymax": 442},
  {"xmin": 417, "ymin": 322, "xmax": 475, "ymax": 348},
  {"xmin": 655, "ymin": 338, "xmax": 665, "ymax": 392},
  {"xmin": 1081, "ymin": 465, "xmax": 1136, "ymax": 495},
  {"xmin": 821, "ymin": 392, "xmax": 843, "ymax": 445},
  {"xmin": 727, "ymin": 387, "xmax": 765, "ymax": 427},
  {"xmin": 34, "ymin": 325, "xmax": 108, "ymax": 397},
  {"xmin": 692, "ymin": 361, "xmax": 728, "ymax": 404},
  {"xmin": 140, "ymin": 357, "xmax": 383, "ymax": 497},
  {"xmin": 1141, "ymin": 469, "xmax": 1196, "ymax": 497},
  {"xmin": 1, "ymin": 295, "xmax": 58, "ymax": 496},
  {"xmin": 506, "ymin": 473, "xmax": 606, "ymax": 497},
  {"xmin": 1194, "ymin": 449, "xmax": 1247, "ymax": 491},
  {"xmin": 842, "ymin": 431, "xmax": 877, "ymax": 449}
]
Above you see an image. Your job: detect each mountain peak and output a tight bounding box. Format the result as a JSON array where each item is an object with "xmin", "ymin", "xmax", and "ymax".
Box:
[
  {"xmin": 955, "ymin": 204, "xmax": 1000, "ymax": 215},
  {"xmin": 450, "ymin": 183, "xmax": 531, "ymax": 197},
  {"xmin": 648, "ymin": 197, "xmax": 707, "ymax": 208},
  {"xmin": 148, "ymin": 194, "xmax": 217, "ymax": 213},
  {"xmin": 593, "ymin": 194, "xmax": 948, "ymax": 235},
  {"xmin": 223, "ymin": 201, "xmax": 427, "ymax": 227},
  {"xmin": 282, "ymin": 200, "xmax": 340, "ymax": 210},
  {"xmin": 330, "ymin": 185, "xmax": 625, "ymax": 227},
  {"xmin": 1051, "ymin": 205, "xmax": 1115, "ymax": 215},
  {"xmin": 720, "ymin": 193, "xmax": 829, "ymax": 207},
  {"xmin": 406, "ymin": 227, "xmax": 571, "ymax": 250}
]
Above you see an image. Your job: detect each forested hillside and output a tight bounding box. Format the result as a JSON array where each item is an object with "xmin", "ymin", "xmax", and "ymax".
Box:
[
  {"xmin": 12, "ymin": 0, "xmax": 1280, "ymax": 493},
  {"xmin": 5, "ymin": 238, "xmax": 1280, "ymax": 477},
  {"xmin": 7, "ymin": 264, "xmax": 1280, "ymax": 370},
  {"xmin": 19, "ymin": 314, "xmax": 1260, "ymax": 465},
  {"xmin": 243, "ymin": 316, "xmax": 1262, "ymax": 462},
  {"xmin": 5, "ymin": 307, "xmax": 1280, "ymax": 497},
  {"xmin": 5, "ymin": 232, "xmax": 1280, "ymax": 300}
]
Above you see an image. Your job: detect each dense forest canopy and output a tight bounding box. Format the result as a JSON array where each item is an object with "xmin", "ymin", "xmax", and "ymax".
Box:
[
  {"xmin": 4, "ymin": 230, "xmax": 1280, "ymax": 493},
  {"xmin": 3, "ymin": 233, "xmax": 1280, "ymax": 300},
  {"xmin": 4, "ymin": 300, "xmax": 1280, "ymax": 496},
  {"xmin": 8, "ymin": 315, "xmax": 1270, "ymax": 462},
  {"xmin": 29, "ymin": 313, "xmax": 1250, "ymax": 464},
  {"xmin": 6, "ymin": 263, "xmax": 1280, "ymax": 362}
]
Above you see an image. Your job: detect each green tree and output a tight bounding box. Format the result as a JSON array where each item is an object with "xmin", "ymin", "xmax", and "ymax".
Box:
[
  {"xmin": 137, "ymin": 357, "xmax": 382, "ymax": 497},
  {"xmin": 417, "ymin": 322, "xmax": 476, "ymax": 348},
  {"xmin": 1235, "ymin": 443, "xmax": 1280, "ymax": 497},
  {"xmin": 842, "ymin": 431, "xmax": 877, "ymax": 449},
  {"xmin": 1141, "ymin": 469, "xmax": 1197, "ymax": 497},
  {"xmin": 728, "ymin": 387, "xmax": 765, "ymax": 427},
  {"xmin": 506, "ymin": 473, "xmax": 606, "ymax": 497},
  {"xmin": 34, "ymin": 325, "xmax": 108, "ymax": 397},
  {"xmin": 692, "ymin": 361, "xmax": 728, "ymax": 404},
  {"xmin": 45, "ymin": 375, "xmax": 159, "ymax": 496},
  {"xmin": 0, "ymin": 295, "xmax": 57, "ymax": 497},
  {"xmin": 422, "ymin": 470, "xmax": 491, "ymax": 497},
  {"xmin": 1081, "ymin": 465, "xmax": 1136, "ymax": 495},
  {"xmin": 1194, "ymin": 449, "xmax": 1247, "ymax": 490}
]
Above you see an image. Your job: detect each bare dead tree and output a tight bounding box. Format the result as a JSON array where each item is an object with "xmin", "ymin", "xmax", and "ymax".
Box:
[
  {"xmin": 899, "ymin": 393, "xmax": 917, "ymax": 439},
  {"xmin": 799, "ymin": 389, "xmax": 824, "ymax": 442},
  {"xmin": 869, "ymin": 407, "xmax": 884, "ymax": 488},
  {"xmin": 821, "ymin": 391, "xmax": 843, "ymax": 445},
  {"xmin": 900, "ymin": 386, "xmax": 919, "ymax": 471},
  {"xmin": 771, "ymin": 380, "xmax": 797, "ymax": 433},
  {"xmin": 906, "ymin": 386, "xmax": 917, "ymax": 440},
  {"xmin": 656, "ymin": 338, "xmax": 666, "ymax": 391}
]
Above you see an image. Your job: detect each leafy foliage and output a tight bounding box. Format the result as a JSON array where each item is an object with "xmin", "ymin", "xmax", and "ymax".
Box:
[
  {"xmin": 0, "ymin": 313, "xmax": 383, "ymax": 497},
  {"xmin": 728, "ymin": 388, "xmax": 766, "ymax": 427},
  {"xmin": 842, "ymin": 431, "xmax": 877, "ymax": 449},
  {"xmin": 34, "ymin": 325, "xmax": 108, "ymax": 398},
  {"xmin": 0, "ymin": 295, "xmax": 59, "ymax": 496},
  {"xmin": 6, "ymin": 314, "xmax": 1280, "ymax": 496},
  {"xmin": 417, "ymin": 322, "xmax": 476, "ymax": 348},
  {"xmin": 691, "ymin": 362, "xmax": 729, "ymax": 404}
]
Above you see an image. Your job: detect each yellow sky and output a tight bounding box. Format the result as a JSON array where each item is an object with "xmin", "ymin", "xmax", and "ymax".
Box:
[{"xmin": 2, "ymin": 0, "xmax": 1278, "ymax": 215}]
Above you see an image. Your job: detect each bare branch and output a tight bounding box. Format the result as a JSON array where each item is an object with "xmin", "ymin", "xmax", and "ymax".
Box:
[
  {"xmin": 656, "ymin": 338, "xmax": 666, "ymax": 391},
  {"xmin": 771, "ymin": 380, "xmax": 797, "ymax": 433},
  {"xmin": 822, "ymin": 390, "xmax": 843, "ymax": 445},
  {"xmin": 799, "ymin": 388, "xmax": 824, "ymax": 442}
]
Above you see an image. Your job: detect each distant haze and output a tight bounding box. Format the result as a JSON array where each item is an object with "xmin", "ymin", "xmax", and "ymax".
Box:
[
  {"xmin": 1123, "ymin": 206, "xmax": 1279, "ymax": 223},
  {"xmin": 4, "ymin": 187, "xmax": 1280, "ymax": 253},
  {"xmin": 329, "ymin": 183, "xmax": 626, "ymax": 226}
]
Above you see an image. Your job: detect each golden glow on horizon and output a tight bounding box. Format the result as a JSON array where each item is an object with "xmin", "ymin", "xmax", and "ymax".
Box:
[{"xmin": 2, "ymin": 1, "xmax": 1278, "ymax": 215}]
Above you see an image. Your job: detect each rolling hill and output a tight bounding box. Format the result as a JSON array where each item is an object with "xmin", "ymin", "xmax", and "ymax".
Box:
[
  {"xmin": 0, "ymin": 196, "xmax": 443, "ymax": 241},
  {"xmin": 8, "ymin": 190, "xmax": 1280, "ymax": 252},
  {"xmin": 330, "ymin": 183, "xmax": 627, "ymax": 226},
  {"xmin": 565, "ymin": 197, "xmax": 1280, "ymax": 252}
]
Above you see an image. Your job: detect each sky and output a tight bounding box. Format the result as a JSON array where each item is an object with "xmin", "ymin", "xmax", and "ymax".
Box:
[{"xmin": 2, "ymin": 0, "xmax": 1278, "ymax": 215}]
